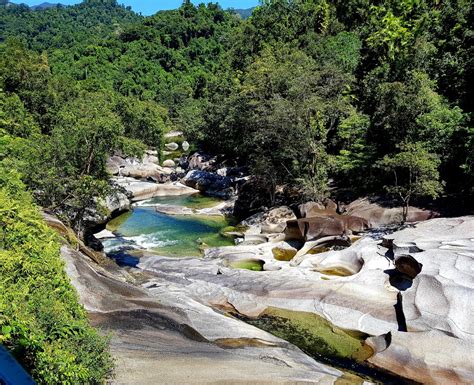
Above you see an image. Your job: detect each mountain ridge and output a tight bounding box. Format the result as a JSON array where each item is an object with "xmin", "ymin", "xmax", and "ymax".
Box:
[{"xmin": 31, "ymin": 2, "xmax": 61, "ymax": 10}]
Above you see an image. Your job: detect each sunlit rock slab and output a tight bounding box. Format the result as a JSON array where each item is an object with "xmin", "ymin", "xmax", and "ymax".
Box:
[
  {"xmin": 137, "ymin": 216, "xmax": 474, "ymax": 384},
  {"xmin": 59, "ymin": 243, "xmax": 349, "ymax": 384},
  {"xmin": 112, "ymin": 177, "xmax": 199, "ymax": 201}
]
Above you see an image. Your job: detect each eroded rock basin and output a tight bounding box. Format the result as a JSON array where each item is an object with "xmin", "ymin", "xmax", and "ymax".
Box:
[
  {"xmin": 237, "ymin": 308, "xmax": 417, "ymax": 385},
  {"xmin": 102, "ymin": 194, "xmax": 234, "ymax": 261},
  {"xmin": 91, "ymin": 203, "xmax": 474, "ymax": 384}
]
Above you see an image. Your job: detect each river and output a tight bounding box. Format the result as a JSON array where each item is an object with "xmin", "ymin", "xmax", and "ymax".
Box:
[{"xmin": 102, "ymin": 194, "xmax": 233, "ymax": 265}]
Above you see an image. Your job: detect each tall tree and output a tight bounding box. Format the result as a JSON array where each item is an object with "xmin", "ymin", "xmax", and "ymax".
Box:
[{"xmin": 377, "ymin": 142, "xmax": 443, "ymax": 222}]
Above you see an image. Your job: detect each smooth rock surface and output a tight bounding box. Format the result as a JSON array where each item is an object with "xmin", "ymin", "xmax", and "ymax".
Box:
[
  {"xmin": 136, "ymin": 216, "xmax": 474, "ymax": 384},
  {"xmin": 296, "ymin": 200, "xmax": 339, "ymax": 218},
  {"xmin": 56, "ymin": 234, "xmax": 347, "ymax": 385},
  {"xmin": 52, "ymin": 207, "xmax": 474, "ymax": 384},
  {"xmin": 285, "ymin": 215, "xmax": 369, "ymax": 242},
  {"xmin": 241, "ymin": 206, "xmax": 297, "ymax": 234},
  {"xmin": 162, "ymin": 159, "xmax": 176, "ymax": 167},
  {"xmin": 113, "ymin": 177, "xmax": 199, "ymax": 201},
  {"xmin": 346, "ymin": 198, "xmax": 438, "ymax": 227},
  {"xmin": 165, "ymin": 142, "xmax": 179, "ymax": 151}
]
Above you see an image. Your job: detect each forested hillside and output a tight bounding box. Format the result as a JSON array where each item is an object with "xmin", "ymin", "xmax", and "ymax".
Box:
[
  {"xmin": 0, "ymin": 0, "xmax": 473, "ymax": 382},
  {"xmin": 2, "ymin": 0, "xmax": 471, "ymax": 211}
]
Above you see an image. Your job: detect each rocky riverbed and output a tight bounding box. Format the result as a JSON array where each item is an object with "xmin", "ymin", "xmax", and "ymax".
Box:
[
  {"xmin": 46, "ymin": 143, "xmax": 474, "ymax": 384},
  {"xmin": 46, "ymin": 185, "xmax": 474, "ymax": 385}
]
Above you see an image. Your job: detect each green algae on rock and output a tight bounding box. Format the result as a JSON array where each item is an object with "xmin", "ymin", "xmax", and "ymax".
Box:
[
  {"xmin": 106, "ymin": 211, "xmax": 133, "ymax": 232},
  {"xmin": 240, "ymin": 307, "xmax": 415, "ymax": 384},
  {"xmin": 272, "ymin": 247, "xmax": 297, "ymax": 261},
  {"xmin": 229, "ymin": 259, "xmax": 265, "ymax": 271},
  {"xmin": 315, "ymin": 267, "xmax": 356, "ymax": 277},
  {"xmin": 141, "ymin": 193, "xmax": 223, "ymax": 210},
  {"xmin": 220, "ymin": 224, "xmax": 249, "ymax": 238},
  {"xmin": 250, "ymin": 307, "xmax": 373, "ymax": 362}
]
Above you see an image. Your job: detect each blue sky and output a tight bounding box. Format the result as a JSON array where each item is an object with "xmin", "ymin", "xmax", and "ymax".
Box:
[{"xmin": 14, "ymin": 1, "xmax": 259, "ymax": 15}]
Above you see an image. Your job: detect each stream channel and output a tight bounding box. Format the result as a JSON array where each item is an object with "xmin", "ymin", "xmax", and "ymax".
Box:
[
  {"xmin": 101, "ymin": 194, "xmax": 417, "ymax": 385},
  {"xmin": 102, "ymin": 194, "xmax": 233, "ymax": 264}
]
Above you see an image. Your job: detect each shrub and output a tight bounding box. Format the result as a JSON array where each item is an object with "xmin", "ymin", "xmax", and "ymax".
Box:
[{"xmin": 0, "ymin": 164, "xmax": 113, "ymax": 384}]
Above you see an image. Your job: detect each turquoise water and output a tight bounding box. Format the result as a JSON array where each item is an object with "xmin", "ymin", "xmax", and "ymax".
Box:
[{"xmin": 103, "ymin": 195, "xmax": 233, "ymax": 261}]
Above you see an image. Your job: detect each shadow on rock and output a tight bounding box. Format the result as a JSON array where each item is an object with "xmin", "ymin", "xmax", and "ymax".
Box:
[{"xmin": 384, "ymin": 269, "xmax": 414, "ymax": 291}]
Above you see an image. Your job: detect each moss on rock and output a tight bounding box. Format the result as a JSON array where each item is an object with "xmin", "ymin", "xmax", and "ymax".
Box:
[{"xmin": 272, "ymin": 247, "xmax": 297, "ymax": 261}]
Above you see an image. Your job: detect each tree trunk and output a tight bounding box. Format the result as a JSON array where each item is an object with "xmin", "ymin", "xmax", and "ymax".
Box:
[
  {"xmin": 85, "ymin": 146, "xmax": 94, "ymax": 175},
  {"xmin": 402, "ymin": 197, "xmax": 409, "ymax": 224}
]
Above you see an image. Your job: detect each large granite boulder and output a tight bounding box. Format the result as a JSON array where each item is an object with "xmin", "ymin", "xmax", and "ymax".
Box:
[
  {"xmin": 182, "ymin": 170, "xmax": 233, "ymax": 199},
  {"xmin": 285, "ymin": 215, "xmax": 369, "ymax": 242},
  {"xmin": 346, "ymin": 198, "xmax": 438, "ymax": 227},
  {"xmin": 112, "ymin": 177, "xmax": 199, "ymax": 201},
  {"xmin": 165, "ymin": 142, "xmax": 179, "ymax": 151},
  {"xmin": 296, "ymin": 201, "xmax": 325, "ymax": 218},
  {"xmin": 188, "ymin": 152, "xmax": 217, "ymax": 171},
  {"xmin": 162, "ymin": 159, "xmax": 176, "ymax": 167},
  {"xmin": 107, "ymin": 154, "xmax": 170, "ymax": 180},
  {"xmin": 83, "ymin": 189, "xmax": 131, "ymax": 228},
  {"xmin": 106, "ymin": 155, "xmax": 128, "ymax": 175},
  {"xmin": 143, "ymin": 153, "xmax": 159, "ymax": 164},
  {"xmin": 120, "ymin": 162, "xmax": 165, "ymax": 179},
  {"xmin": 296, "ymin": 199, "xmax": 340, "ymax": 218},
  {"xmin": 241, "ymin": 206, "xmax": 297, "ymax": 234}
]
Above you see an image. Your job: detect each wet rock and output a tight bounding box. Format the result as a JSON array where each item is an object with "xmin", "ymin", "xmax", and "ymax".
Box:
[
  {"xmin": 162, "ymin": 159, "xmax": 176, "ymax": 167},
  {"xmin": 227, "ymin": 258, "xmax": 265, "ymax": 271},
  {"xmin": 94, "ymin": 229, "xmax": 115, "ymax": 239},
  {"xmin": 178, "ymin": 156, "xmax": 189, "ymax": 170},
  {"xmin": 154, "ymin": 204, "xmax": 194, "ymax": 216}
]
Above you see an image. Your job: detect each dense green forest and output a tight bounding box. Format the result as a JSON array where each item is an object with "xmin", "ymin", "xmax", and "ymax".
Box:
[{"xmin": 0, "ymin": 0, "xmax": 473, "ymax": 382}]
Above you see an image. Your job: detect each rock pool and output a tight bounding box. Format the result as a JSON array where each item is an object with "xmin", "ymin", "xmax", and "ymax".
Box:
[{"xmin": 102, "ymin": 194, "xmax": 233, "ymax": 262}]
